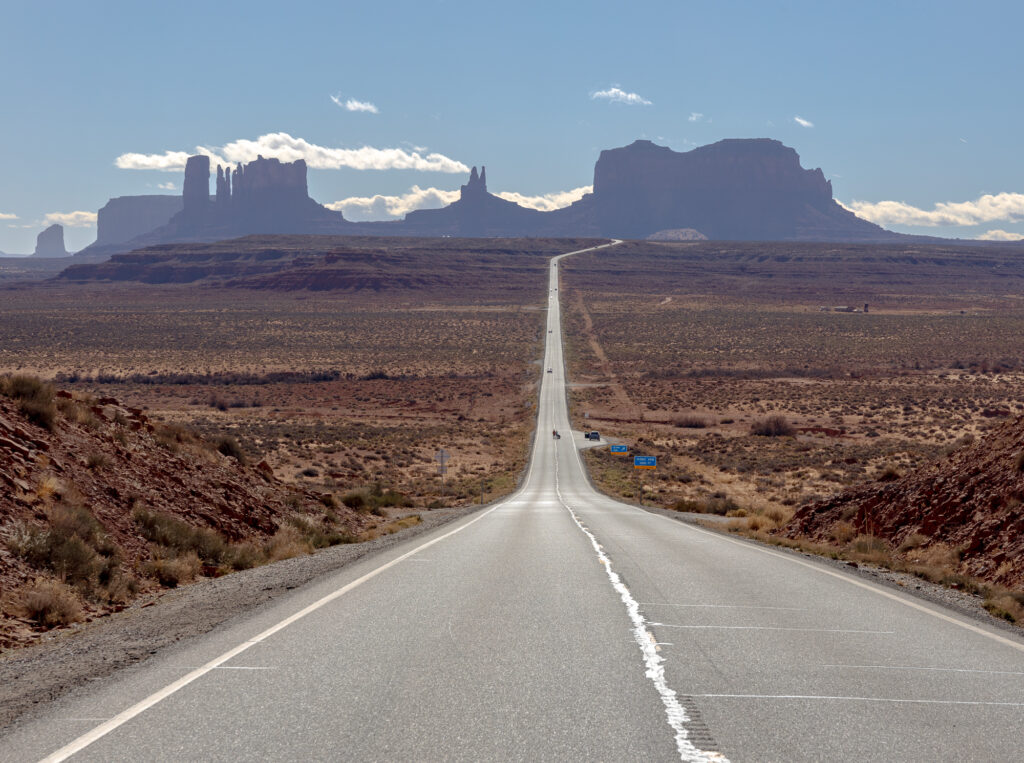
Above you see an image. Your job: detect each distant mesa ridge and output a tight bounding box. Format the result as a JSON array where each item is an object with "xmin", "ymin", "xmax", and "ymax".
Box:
[
  {"xmin": 78, "ymin": 138, "xmax": 918, "ymax": 256},
  {"xmin": 96, "ymin": 195, "xmax": 183, "ymax": 247}
]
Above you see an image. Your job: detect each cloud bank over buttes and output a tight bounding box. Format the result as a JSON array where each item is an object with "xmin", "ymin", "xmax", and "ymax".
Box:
[
  {"xmin": 326, "ymin": 185, "xmax": 593, "ymax": 221},
  {"xmin": 116, "ymin": 132, "xmax": 467, "ymax": 174}
]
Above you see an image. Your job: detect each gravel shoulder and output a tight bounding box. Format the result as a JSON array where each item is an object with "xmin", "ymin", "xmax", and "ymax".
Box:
[{"xmin": 0, "ymin": 503, "xmax": 484, "ymax": 734}]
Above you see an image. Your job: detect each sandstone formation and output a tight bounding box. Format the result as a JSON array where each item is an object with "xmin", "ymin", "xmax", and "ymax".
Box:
[
  {"xmin": 400, "ymin": 165, "xmax": 546, "ymax": 237},
  {"xmin": 77, "ymin": 138, "xmax": 915, "ymax": 256},
  {"xmin": 182, "ymin": 155, "xmax": 211, "ymax": 214},
  {"xmin": 95, "ymin": 196, "xmax": 183, "ymax": 247},
  {"xmin": 784, "ymin": 416, "xmax": 1024, "ymax": 590},
  {"xmin": 33, "ymin": 224, "xmax": 67, "ymax": 257},
  {"xmin": 542, "ymin": 139, "xmax": 895, "ymax": 241}
]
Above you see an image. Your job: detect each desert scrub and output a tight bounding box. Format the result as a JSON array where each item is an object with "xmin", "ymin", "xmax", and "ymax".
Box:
[
  {"xmin": 143, "ymin": 550, "xmax": 202, "ymax": 588},
  {"xmin": 342, "ymin": 484, "xmax": 413, "ymax": 514},
  {"xmin": 6, "ymin": 504, "xmax": 125, "ymax": 599},
  {"xmin": 286, "ymin": 515, "xmax": 357, "ymax": 548},
  {"xmin": 672, "ymin": 495, "xmax": 739, "ymax": 515},
  {"xmin": 215, "ymin": 435, "xmax": 247, "ymax": 464},
  {"xmin": 3, "ymin": 578, "xmax": 84, "ymax": 627},
  {"xmin": 133, "ymin": 507, "xmax": 227, "ymax": 565},
  {"xmin": 0, "ymin": 373, "xmax": 57, "ymax": 430},
  {"xmin": 750, "ymin": 415, "xmax": 795, "ymax": 437}
]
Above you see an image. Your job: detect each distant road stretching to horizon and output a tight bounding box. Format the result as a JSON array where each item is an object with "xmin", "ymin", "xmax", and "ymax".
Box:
[{"xmin": 7, "ymin": 240, "xmax": 1024, "ymax": 762}]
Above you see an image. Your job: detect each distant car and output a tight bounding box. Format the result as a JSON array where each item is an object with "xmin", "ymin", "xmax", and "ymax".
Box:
[
  {"xmin": 584, "ymin": 431, "xmax": 600, "ymax": 440},
  {"xmin": 547, "ymin": 368, "xmax": 553, "ymax": 373}
]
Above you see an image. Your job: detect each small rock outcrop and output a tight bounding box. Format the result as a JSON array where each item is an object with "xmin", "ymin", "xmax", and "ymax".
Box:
[{"xmin": 33, "ymin": 224, "xmax": 67, "ymax": 258}]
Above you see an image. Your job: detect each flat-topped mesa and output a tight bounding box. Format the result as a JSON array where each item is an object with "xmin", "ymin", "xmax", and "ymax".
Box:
[
  {"xmin": 460, "ymin": 165, "xmax": 487, "ymax": 200},
  {"xmin": 572, "ymin": 137, "xmax": 883, "ymax": 240}
]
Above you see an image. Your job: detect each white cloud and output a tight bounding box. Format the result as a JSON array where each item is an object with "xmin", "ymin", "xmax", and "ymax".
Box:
[
  {"xmin": 330, "ymin": 94, "xmax": 379, "ymax": 114},
  {"xmin": 793, "ymin": 115, "xmax": 814, "ymax": 128},
  {"xmin": 325, "ymin": 186, "xmax": 460, "ymax": 220},
  {"xmin": 592, "ymin": 87, "xmax": 652, "ymax": 106},
  {"xmin": 688, "ymin": 112, "xmax": 704, "ymax": 122},
  {"xmin": 0, "ymin": 212, "xmax": 17, "ymax": 220},
  {"xmin": 44, "ymin": 211, "xmax": 97, "ymax": 228},
  {"xmin": 157, "ymin": 182, "xmax": 177, "ymax": 191},
  {"xmin": 842, "ymin": 192, "xmax": 1024, "ymax": 227},
  {"xmin": 977, "ymin": 229, "xmax": 1024, "ymax": 241},
  {"xmin": 115, "ymin": 132, "xmax": 468, "ymax": 174},
  {"xmin": 325, "ymin": 183, "xmax": 593, "ymax": 221},
  {"xmin": 496, "ymin": 185, "xmax": 592, "ymax": 212}
]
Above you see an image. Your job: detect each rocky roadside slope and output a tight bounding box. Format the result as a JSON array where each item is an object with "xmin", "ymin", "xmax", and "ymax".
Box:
[
  {"xmin": 0, "ymin": 376, "xmax": 375, "ymax": 651},
  {"xmin": 784, "ymin": 415, "xmax": 1024, "ymax": 591}
]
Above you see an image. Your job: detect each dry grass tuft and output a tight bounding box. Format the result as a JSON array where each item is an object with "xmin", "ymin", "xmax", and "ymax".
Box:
[
  {"xmin": 264, "ymin": 525, "xmax": 313, "ymax": 561},
  {"xmin": 0, "ymin": 374, "xmax": 58, "ymax": 430},
  {"xmin": 5, "ymin": 578, "xmax": 84, "ymax": 627},
  {"xmin": 143, "ymin": 551, "xmax": 202, "ymax": 588}
]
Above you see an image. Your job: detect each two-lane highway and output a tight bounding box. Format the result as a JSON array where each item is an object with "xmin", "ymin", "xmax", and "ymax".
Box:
[{"xmin": 6, "ymin": 239, "xmax": 1024, "ymax": 761}]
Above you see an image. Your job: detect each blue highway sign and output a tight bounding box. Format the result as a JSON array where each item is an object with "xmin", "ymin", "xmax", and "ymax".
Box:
[
  {"xmin": 610, "ymin": 444, "xmax": 628, "ymax": 453},
  {"xmin": 634, "ymin": 456, "xmax": 656, "ymax": 470}
]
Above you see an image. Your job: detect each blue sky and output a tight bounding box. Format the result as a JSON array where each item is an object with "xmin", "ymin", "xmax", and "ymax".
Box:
[{"xmin": 2, "ymin": 0, "xmax": 1022, "ymax": 252}]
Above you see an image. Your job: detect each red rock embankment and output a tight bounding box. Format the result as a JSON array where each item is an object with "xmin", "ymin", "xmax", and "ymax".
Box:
[{"xmin": 783, "ymin": 417, "xmax": 1024, "ymax": 588}]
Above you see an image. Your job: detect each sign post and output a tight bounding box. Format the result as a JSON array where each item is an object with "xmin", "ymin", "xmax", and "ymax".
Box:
[
  {"xmin": 633, "ymin": 455, "xmax": 655, "ymax": 506},
  {"xmin": 435, "ymin": 449, "xmax": 450, "ymax": 497}
]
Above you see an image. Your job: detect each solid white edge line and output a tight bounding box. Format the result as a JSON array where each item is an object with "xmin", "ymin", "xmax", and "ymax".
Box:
[{"xmin": 39, "ymin": 500, "xmax": 507, "ymax": 763}]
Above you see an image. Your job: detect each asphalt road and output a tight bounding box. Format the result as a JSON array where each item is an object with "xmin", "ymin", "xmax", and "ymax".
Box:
[{"xmin": 6, "ymin": 240, "xmax": 1024, "ymax": 761}]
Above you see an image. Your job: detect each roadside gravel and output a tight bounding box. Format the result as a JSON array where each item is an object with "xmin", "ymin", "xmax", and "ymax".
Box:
[{"xmin": 0, "ymin": 504, "xmax": 484, "ymax": 734}]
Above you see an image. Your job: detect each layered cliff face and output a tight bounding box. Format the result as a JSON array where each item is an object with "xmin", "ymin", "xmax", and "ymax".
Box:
[
  {"xmin": 546, "ymin": 138, "xmax": 895, "ymax": 241},
  {"xmin": 33, "ymin": 224, "xmax": 67, "ymax": 258},
  {"xmin": 95, "ymin": 196, "xmax": 183, "ymax": 247}
]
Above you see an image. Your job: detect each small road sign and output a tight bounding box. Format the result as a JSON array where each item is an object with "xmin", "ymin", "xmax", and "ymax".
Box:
[
  {"xmin": 610, "ymin": 444, "xmax": 628, "ymax": 453},
  {"xmin": 634, "ymin": 456, "xmax": 656, "ymax": 470},
  {"xmin": 434, "ymin": 449, "xmax": 450, "ymax": 465}
]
